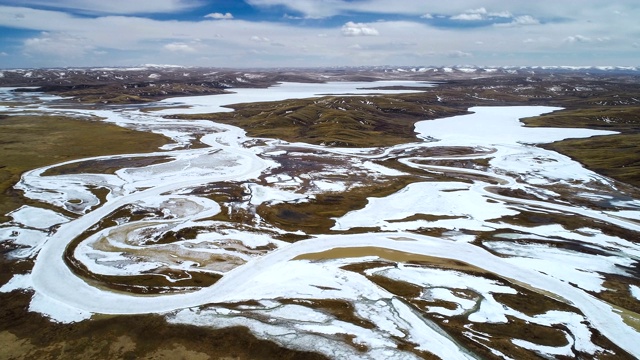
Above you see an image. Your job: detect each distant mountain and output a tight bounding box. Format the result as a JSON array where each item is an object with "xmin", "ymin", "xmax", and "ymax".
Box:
[
  {"xmin": 386, "ymin": 65, "xmax": 639, "ymax": 75},
  {"xmin": 0, "ymin": 65, "xmax": 637, "ymax": 91}
]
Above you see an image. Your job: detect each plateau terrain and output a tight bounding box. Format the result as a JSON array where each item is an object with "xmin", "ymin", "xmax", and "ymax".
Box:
[{"xmin": 1, "ymin": 65, "xmax": 640, "ymax": 359}]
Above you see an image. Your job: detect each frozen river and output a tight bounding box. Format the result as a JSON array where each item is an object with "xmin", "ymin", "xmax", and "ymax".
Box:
[{"xmin": 1, "ymin": 81, "xmax": 639, "ymax": 359}]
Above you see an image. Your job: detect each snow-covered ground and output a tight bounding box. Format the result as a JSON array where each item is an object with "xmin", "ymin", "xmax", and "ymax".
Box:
[
  {"xmin": 156, "ymin": 81, "xmax": 435, "ymax": 116},
  {"xmin": 1, "ymin": 82, "xmax": 639, "ymax": 359}
]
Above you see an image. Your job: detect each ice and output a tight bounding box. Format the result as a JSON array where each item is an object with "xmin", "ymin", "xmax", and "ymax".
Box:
[
  {"xmin": 0, "ymin": 227, "xmax": 47, "ymax": 248},
  {"xmin": 3, "ymin": 82, "xmax": 639, "ymax": 357},
  {"xmin": 247, "ymin": 183, "xmax": 308, "ymax": 205},
  {"xmin": 360, "ymin": 161, "xmax": 406, "ymax": 176},
  {"xmin": 511, "ymin": 338, "xmax": 574, "ymax": 357},
  {"xmin": 391, "ymin": 298, "xmax": 475, "ymax": 359},
  {"xmin": 0, "ymin": 227, "xmax": 49, "ymax": 258},
  {"xmin": 9, "ymin": 206, "xmax": 71, "ymax": 229},
  {"xmin": 332, "ymin": 181, "xmax": 518, "ymax": 231},
  {"xmin": 484, "ymin": 241, "xmax": 635, "ymax": 292},
  {"xmin": 157, "ymin": 81, "xmax": 434, "ymax": 116},
  {"xmin": 29, "ymin": 292, "xmax": 92, "ymax": 323},
  {"xmin": 414, "ymin": 106, "xmax": 616, "ymax": 145},
  {"xmin": 0, "ymin": 273, "xmax": 33, "ymax": 293},
  {"xmin": 312, "ymin": 180, "xmax": 346, "ymax": 192}
]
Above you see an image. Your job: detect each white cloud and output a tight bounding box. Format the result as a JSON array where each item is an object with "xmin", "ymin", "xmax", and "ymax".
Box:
[
  {"xmin": 284, "ymin": 13, "xmax": 303, "ymax": 19},
  {"xmin": 451, "ymin": 7, "xmax": 516, "ymax": 21},
  {"xmin": 421, "ymin": 13, "xmax": 433, "ymax": 19},
  {"xmin": 164, "ymin": 42, "xmax": 196, "ymax": 52},
  {"xmin": 451, "ymin": 13, "xmax": 484, "ymax": 21},
  {"xmin": 1, "ymin": 2, "xmax": 639, "ymax": 68},
  {"xmin": 495, "ymin": 15, "xmax": 540, "ymax": 27},
  {"xmin": 447, "ymin": 50, "xmax": 473, "ymax": 58},
  {"xmin": 491, "ymin": 11, "xmax": 513, "ymax": 18},
  {"xmin": 247, "ymin": 0, "xmax": 343, "ymax": 18},
  {"xmin": 23, "ymin": 31, "xmax": 94, "ymax": 58},
  {"xmin": 243, "ymin": 0, "xmax": 640, "ymax": 31},
  {"xmin": 251, "ymin": 36, "xmax": 271, "ymax": 42},
  {"xmin": 564, "ymin": 35, "xmax": 591, "ymax": 43},
  {"xmin": 523, "ymin": 37, "xmax": 551, "ymax": 44},
  {"xmin": 451, "ymin": 7, "xmax": 486, "ymax": 20},
  {"xmin": 563, "ymin": 35, "xmax": 610, "ymax": 44},
  {"xmin": 248, "ymin": 0, "xmax": 524, "ymax": 19},
  {"xmin": 341, "ymin": 22, "xmax": 379, "ymax": 36},
  {"xmin": 205, "ymin": 12, "xmax": 233, "ymax": 20},
  {"xmin": 2, "ymin": 0, "xmax": 202, "ymax": 15},
  {"xmin": 511, "ymin": 15, "xmax": 539, "ymax": 25}
]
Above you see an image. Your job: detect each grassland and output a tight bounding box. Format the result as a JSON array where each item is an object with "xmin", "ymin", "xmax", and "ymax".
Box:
[
  {"xmin": 522, "ymin": 106, "xmax": 640, "ymax": 187},
  {"xmin": 0, "ymin": 113, "xmax": 328, "ymax": 359},
  {"xmin": 169, "ymin": 76, "xmax": 640, "ymax": 188},
  {"xmin": 256, "ymin": 176, "xmax": 425, "ymax": 234},
  {"xmin": 541, "ymin": 133, "xmax": 640, "ymax": 187},
  {"xmin": 0, "ymin": 291, "xmax": 329, "ymax": 360},
  {"xmin": 37, "ymin": 83, "xmax": 230, "ymax": 104},
  {"xmin": 170, "ymin": 96, "xmax": 468, "ymax": 147},
  {"xmin": 0, "ymin": 114, "xmax": 170, "ymax": 221},
  {"xmin": 2, "ymin": 71, "xmax": 640, "ymax": 359}
]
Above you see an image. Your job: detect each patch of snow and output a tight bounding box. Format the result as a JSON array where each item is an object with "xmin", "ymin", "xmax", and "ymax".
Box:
[
  {"xmin": 9, "ymin": 206, "xmax": 71, "ymax": 229},
  {"xmin": 332, "ymin": 181, "xmax": 518, "ymax": 231},
  {"xmin": 360, "ymin": 161, "xmax": 406, "ymax": 176},
  {"xmin": 247, "ymin": 183, "xmax": 307, "ymax": 205},
  {"xmin": 484, "ymin": 241, "xmax": 633, "ymax": 292},
  {"xmin": 0, "ymin": 273, "xmax": 33, "ymax": 293},
  {"xmin": 157, "ymin": 81, "xmax": 433, "ymax": 116},
  {"xmin": 29, "ymin": 292, "xmax": 93, "ymax": 323},
  {"xmin": 312, "ymin": 180, "xmax": 346, "ymax": 192}
]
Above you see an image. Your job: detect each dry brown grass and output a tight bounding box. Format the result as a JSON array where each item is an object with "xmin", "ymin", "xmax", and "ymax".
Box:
[
  {"xmin": 169, "ymin": 96, "xmax": 467, "ymax": 147},
  {"xmin": 0, "ymin": 115, "xmax": 169, "ymax": 221}
]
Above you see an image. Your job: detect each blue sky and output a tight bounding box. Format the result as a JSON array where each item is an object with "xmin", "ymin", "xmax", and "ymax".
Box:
[{"xmin": 0, "ymin": 0, "xmax": 638, "ymax": 68}]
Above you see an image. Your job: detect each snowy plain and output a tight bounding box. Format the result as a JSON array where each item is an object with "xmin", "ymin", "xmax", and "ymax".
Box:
[{"xmin": 1, "ymin": 81, "xmax": 639, "ymax": 358}]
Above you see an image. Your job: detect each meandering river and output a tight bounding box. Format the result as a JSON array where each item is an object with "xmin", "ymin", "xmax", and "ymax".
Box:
[{"xmin": 2, "ymin": 82, "xmax": 639, "ymax": 359}]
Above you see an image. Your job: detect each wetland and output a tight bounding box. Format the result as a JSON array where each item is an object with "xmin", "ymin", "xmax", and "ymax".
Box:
[{"xmin": 1, "ymin": 67, "xmax": 640, "ymax": 359}]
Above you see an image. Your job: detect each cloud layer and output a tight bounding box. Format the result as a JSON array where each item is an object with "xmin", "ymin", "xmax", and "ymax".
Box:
[
  {"xmin": 0, "ymin": 0, "xmax": 637, "ymax": 68},
  {"xmin": 1, "ymin": 0, "xmax": 200, "ymax": 15}
]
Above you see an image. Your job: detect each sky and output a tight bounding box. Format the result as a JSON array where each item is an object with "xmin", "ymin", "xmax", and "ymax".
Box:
[{"xmin": 0, "ymin": 0, "xmax": 638, "ymax": 69}]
